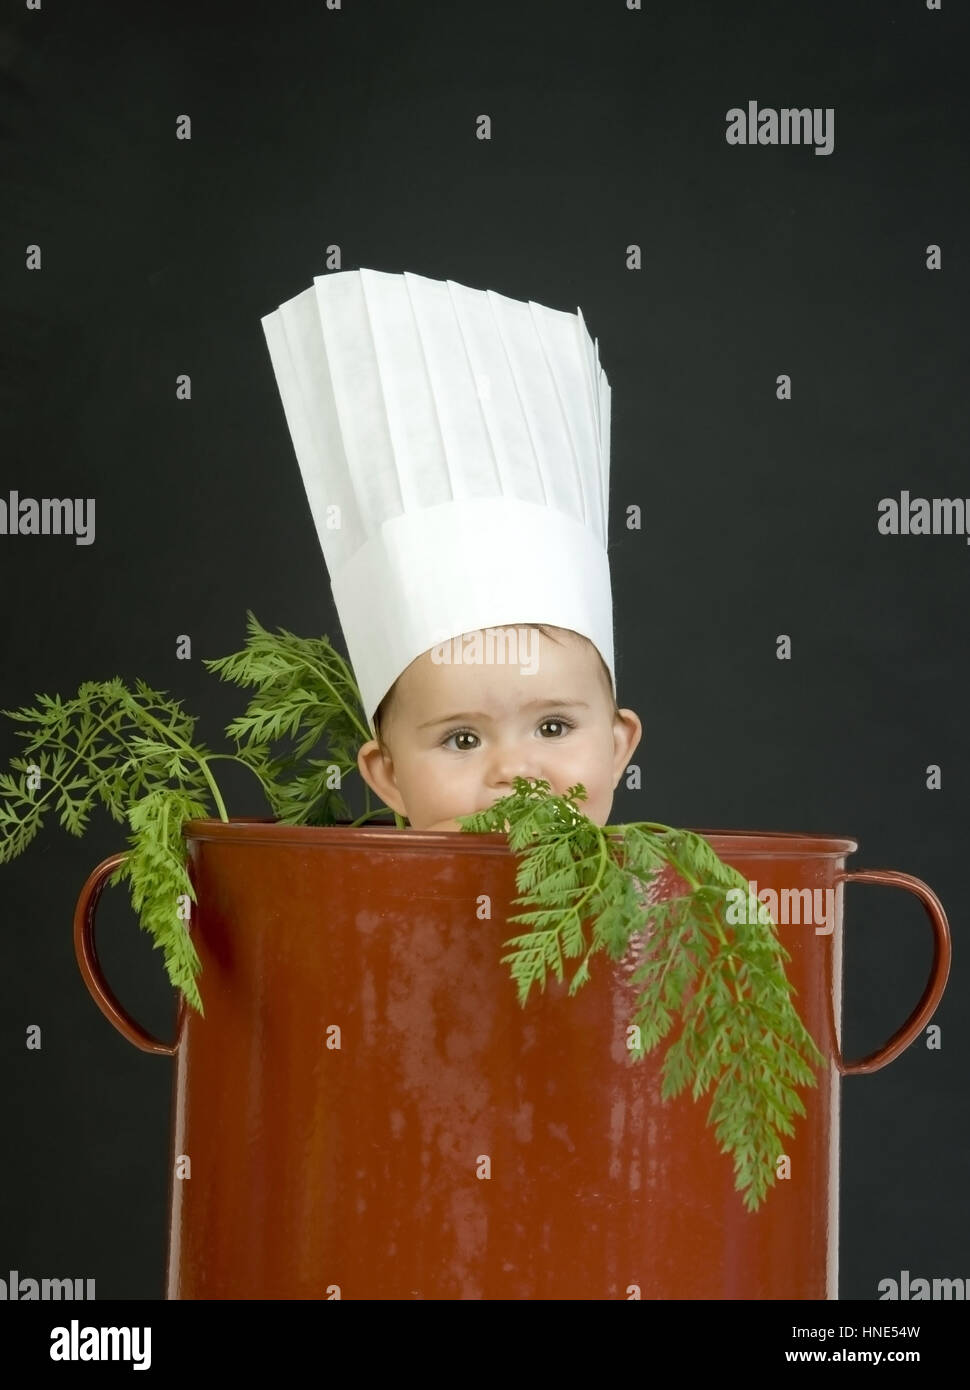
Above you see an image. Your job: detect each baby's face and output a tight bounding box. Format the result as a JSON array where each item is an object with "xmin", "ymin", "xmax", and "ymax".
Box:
[{"xmin": 356, "ymin": 627, "xmax": 642, "ymax": 829}]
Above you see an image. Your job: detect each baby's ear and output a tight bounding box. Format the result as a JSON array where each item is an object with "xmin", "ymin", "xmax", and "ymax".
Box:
[{"xmin": 356, "ymin": 740, "xmax": 405, "ymax": 816}]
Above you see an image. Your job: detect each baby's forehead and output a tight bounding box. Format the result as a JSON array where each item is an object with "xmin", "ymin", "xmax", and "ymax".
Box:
[
  {"xmin": 416, "ymin": 635, "xmax": 589, "ymax": 677},
  {"xmin": 405, "ymin": 641, "xmax": 599, "ymax": 703}
]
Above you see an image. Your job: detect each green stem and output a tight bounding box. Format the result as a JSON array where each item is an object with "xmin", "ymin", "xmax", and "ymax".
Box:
[
  {"xmin": 193, "ymin": 759, "xmax": 228, "ymax": 822},
  {"xmin": 280, "ymin": 648, "xmax": 373, "ymax": 749},
  {"xmin": 346, "ymin": 807, "xmax": 404, "ymax": 828},
  {"xmin": 129, "ymin": 705, "xmax": 229, "ymax": 822}
]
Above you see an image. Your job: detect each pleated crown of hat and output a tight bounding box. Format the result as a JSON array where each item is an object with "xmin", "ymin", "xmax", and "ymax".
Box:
[{"xmin": 261, "ymin": 267, "xmax": 615, "ymax": 736}]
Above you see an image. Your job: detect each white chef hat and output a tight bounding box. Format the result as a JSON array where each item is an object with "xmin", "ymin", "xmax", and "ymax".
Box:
[{"xmin": 260, "ymin": 267, "xmax": 615, "ymax": 737}]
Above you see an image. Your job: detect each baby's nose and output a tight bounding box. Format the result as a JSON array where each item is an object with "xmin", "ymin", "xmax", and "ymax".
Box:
[{"xmin": 489, "ymin": 746, "xmax": 545, "ymax": 786}]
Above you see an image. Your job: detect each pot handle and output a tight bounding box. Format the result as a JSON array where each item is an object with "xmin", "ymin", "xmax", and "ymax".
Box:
[
  {"xmin": 833, "ymin": 868, "xmax": 951, "ymax": 1075},
  {"xmin": 73, "ymin": 852, "xmax": 178, "ymax": 1056}
]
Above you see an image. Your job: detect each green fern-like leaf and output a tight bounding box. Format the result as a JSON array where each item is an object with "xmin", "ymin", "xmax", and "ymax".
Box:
[{"xmin": 460, "ymin": 776, "xmax": 825, "ymax": 1212}]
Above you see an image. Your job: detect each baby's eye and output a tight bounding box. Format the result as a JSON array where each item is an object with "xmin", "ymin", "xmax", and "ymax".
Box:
[
  {"xmin": 442, "ymin": 729, "xmax": 480, "ymax": 752},
  {"xmin": 441, "ymin": 722, "xmax": 569, "ymax": 756},
  {"xmin": 538, "ymin": 718, "xmax": 573, "ymax": 738}
]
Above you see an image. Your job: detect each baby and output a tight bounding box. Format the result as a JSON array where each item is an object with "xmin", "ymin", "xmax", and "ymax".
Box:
[{"xmin": 356, "ymin": 624, "xmax": 642, "ymax": 830}]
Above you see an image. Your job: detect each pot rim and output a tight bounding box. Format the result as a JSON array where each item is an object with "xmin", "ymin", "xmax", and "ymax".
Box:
[{"xmin": 181, "ymin": 817, "xmax": 860, "ymax": 857}]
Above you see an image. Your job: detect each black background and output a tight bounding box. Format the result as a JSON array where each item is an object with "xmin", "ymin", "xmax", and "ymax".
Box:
[{"xmin": 1, "ymin": 0, "xmax": 967, "ymax": 1302}]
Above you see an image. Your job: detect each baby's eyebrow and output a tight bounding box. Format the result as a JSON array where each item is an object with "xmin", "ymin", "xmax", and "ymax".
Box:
[{"xmin": 419, "ymin": 698, "xmax": 590, "ymax": 730}]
